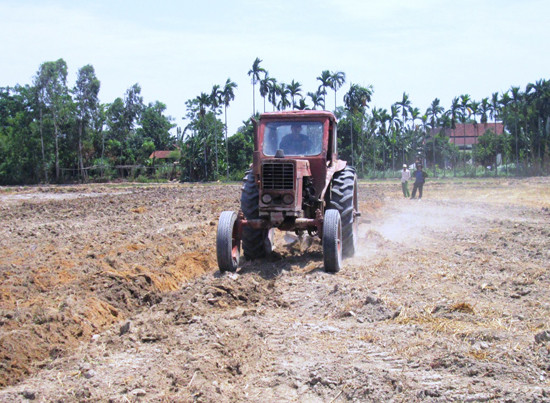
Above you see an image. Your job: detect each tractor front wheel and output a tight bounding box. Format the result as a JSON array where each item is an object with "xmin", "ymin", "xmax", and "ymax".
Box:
[
  {"xmin": 323, "ymin": 209, "xmax": 342, "ymax": 273},
  {"xmin": 216, "ymin": 211, "xmax": 240, "ymax": 272}
]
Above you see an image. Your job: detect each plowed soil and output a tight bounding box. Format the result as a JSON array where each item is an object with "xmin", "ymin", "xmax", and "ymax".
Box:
[{"xmin": 0, "ymin": 178, "xmax": 549, "ymax": 402}]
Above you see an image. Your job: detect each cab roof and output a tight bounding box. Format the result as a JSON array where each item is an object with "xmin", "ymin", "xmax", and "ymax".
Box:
[{"xmin": 259, "ymin": 110, "xmax": 337, "ymax": 123}]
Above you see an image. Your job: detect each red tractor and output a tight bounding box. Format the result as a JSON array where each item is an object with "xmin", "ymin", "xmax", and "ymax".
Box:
[{"xmin": 216, "ymin": 110, "xmax": 359, "ymax": 273}]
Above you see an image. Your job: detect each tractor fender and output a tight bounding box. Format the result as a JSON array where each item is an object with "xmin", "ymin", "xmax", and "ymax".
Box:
[{"xmin": 320, "ymin": 159, "xmax": 348, "ymax": 201}]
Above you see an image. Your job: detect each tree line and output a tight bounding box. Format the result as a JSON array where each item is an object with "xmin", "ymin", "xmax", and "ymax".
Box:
[
  {"xmin": 0, "ymin": 58, "xmax": 175, "ymax": 185},
  {"xmin": 1, "ymin": 57, "xmax": 549, "ymax": 185}
]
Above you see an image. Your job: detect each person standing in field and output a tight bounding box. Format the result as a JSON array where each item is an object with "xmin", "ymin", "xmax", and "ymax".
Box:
[
  {"xmin": 401, "ymin": 164, "xmax": 411, "ymax": 198},
  {"xmin": 410, "ymin": 163, "xmax": 427, "ymax": 200}
]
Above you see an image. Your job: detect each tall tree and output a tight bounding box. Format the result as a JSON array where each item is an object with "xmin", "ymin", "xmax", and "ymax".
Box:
[
  {"xmin": 37, "ymin": 59, "xmax": 69, "ymax": 181},
  {"xmin": 221, "ymin": 78, "xmax": 237, "ymax": 178},
  {"xmin": 267, "ymin": 78, "xmax": 278, "ymax": 111},
  {"xmin": 316, "ymin": 70, "xmax": 332, "ymax": 109},
  {"xmin": 138, "ymin": 101, "xmax": 174, "ymax": 150},
  {"xmin": 396, "ymin": 92, "xmax": 412, "ymax": 133},
  {"xmin": 344, "ymin": 83, "xmax": 373, "ymax": 167},
  {"xmin": 33, "ymin": 68, "xmax": 49, "ymax": 181},
  {"xmin": 247, "ymin": 57, "xmax": 266, "ymax": 116},
  {"xmin": 459, "ymin": 94, "xmax": 471, "ymax": 168},
  {"xmin": 426, "ymin": 98, "xmax": 444, "ymax": 176},
  {"xmin": 508, "ymin": 87, "xmax": 521, "ymax": 170},
  {"xmin": 448, "ymin": 97, "xmax": 461, "ymax": 176},
  {"xmin": 277, "ymin": 83, "xmax": 291, "ymax": 111},
  {"xmin": 307, "ymin": 90, "xmax": 325, "ymax": 110},
  {"xmin": 259, "ymin": 76, "xmax": 271, "ymax": 113},
  {"xmin": 330, "ymin": 71, "xmax": 346, "ymax": 110},
  {"xmin": 288, "ymin": 80, "xmax": 302, "ymax": 110},
  {"xmin": 73, "ymin": 64, "xmax": 100, "ymax": 180},
  {"xmin": 210, "ymin": 84, "xmax": 222, "ymax": 176}
]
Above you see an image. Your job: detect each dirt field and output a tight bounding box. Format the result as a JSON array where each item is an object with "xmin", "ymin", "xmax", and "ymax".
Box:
[{"xmin": 0, "ymin": 177, "xmax": 549, "ymax": 402}]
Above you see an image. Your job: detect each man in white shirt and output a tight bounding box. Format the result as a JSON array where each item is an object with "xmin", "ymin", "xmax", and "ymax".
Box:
[{"xmin": 401, "ymin": 164, "xmax": 411, "ymax": 198}]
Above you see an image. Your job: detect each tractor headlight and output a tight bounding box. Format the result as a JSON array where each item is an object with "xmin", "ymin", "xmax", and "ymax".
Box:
[
  {"xmin": 282, "ymin": 194, "xmax": 294, "ymax": 204},
  {"xmin": 261, "ymin": 193, "xmax": 272, "ymax": 204}
]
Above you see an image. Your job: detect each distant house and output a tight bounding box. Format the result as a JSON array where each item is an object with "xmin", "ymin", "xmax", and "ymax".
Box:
[{"xmin": 441, "ymin": 123, "xmax": 505, "ymax": 150}]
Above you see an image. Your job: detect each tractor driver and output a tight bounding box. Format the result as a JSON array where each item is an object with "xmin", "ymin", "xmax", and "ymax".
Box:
[{"xmin": 279, "ymin": 124, "xmax": 312, "ymax": 155}]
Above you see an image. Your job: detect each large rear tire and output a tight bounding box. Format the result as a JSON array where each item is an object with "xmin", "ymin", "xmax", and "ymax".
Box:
[
  {"xmin": 323, "ymin": 209, "xmax": 342, "ymax": 273},
  {"xmin": 217, "ymin": 211, "xmax": 240, "ymax": 272},
  {"xmin": 241, "ymin": 171, "xmax": 272, "ymax": 260},
  {"xmin": 328, "ymin": 166, "xmax": 358, "ymax": 258}
]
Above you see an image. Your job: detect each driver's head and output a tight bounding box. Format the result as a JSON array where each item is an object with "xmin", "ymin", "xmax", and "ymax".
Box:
[{"xmin": 291, "ymin": 124, "xmax": 302, "ymax": 135}]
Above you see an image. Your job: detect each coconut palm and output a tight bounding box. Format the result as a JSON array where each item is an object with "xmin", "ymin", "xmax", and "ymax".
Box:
[
  {"xmin": 426, "ymin": 98, "xmax": 444, "ymax": 176},
  {"xmin": 409, "ymin": 107, "xmax": 421, "ymax": 164},
  {"xmin": 396, "ymin": 92, "xmax": 412, "ymax": 133},
  {"xmin": 448, "ymin": 97, "xmax": 461, "ymax": 176},
  {"xmin": 508, "ymin": 87, "xmax": 521, "ymax": 170},
  {"xmin": 479, "ymin": 97, "xmax": 490, "ymax": 132},
  {"xmin": 459, "ymin": 94, "xmax": 471, "ymax": 169},
  {"xmin": 259, "ymin": 76, "xmax": 271, "ymax": 113},
  {"xmin": 209, "ymin": 85, "xmax": 222, "ymax": 175},
  {"xmin": 295, "ymin": 98, "xmax": 309, "ymax": 110},
  {"xmin": 330, "ymin": 71, "xmax": 346, "ymax": 110},
  {"xmin": 316, "ymin": 70, "xmax": 332, "ymax": 109},
  {"xmin": 222, "ymin": 78, "xmax": 237, "ymax": 178},
  {"xmin": 307, "ymin": 90, "xmax": 325, "ymax": 110},
  {"xmin": 196, "ymin": 92, "xmax": 211, "ymax": 178},
  {"xmin": 277, "ymin": 83, "xmax": 291, "ymax": 110},
  {"xmin": 288, "ymin": 80, "xmax": 302, "ymax": 109},
  {"xmin": 267, "ymin": 78, "xmax": 278, "ymax": 111},
  {"xmin": 247, "ymin": 57, "xmax": 266, "ymax": 115}
]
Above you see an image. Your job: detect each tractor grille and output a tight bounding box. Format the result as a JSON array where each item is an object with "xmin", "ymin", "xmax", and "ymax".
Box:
[{"xmin": 262, "ymin": 163, "xmax": 294, "ymax": 190}]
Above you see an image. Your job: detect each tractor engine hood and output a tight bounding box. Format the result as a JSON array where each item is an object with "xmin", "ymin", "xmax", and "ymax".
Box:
[{"xmin": 257, "ymin": 158, "xmax": 311, "ymax": 217}]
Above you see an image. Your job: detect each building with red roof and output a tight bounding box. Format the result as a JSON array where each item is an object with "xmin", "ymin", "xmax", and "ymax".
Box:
[{"xmin": 441, "ymin": 122, "xmax": 505, "ymax": 149}]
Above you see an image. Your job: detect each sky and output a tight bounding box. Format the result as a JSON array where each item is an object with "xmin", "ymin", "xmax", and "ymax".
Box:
[{"xmin": 1, "ymin": 0, "xmax": 549, "ymax": 137}]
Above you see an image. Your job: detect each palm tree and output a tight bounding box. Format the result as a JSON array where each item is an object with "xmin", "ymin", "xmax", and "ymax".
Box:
[
  {"xmin": 526, "ymin": 79, "xmax": 550, "ymax": 169},
  {"xmin": 295, "ymin": 98, "xmax": 309, "ymax": 110},
  {"xmin": 409, "ymin": 107, "xmax": 421, "ymax": 164},
  {"xmin": 449, "ymin": 97, "xmax": 461, "ymax": 176},
  {"xmin": 288, "ymin": 80, "xmax": 302, "ymax": 110},
  {"xmin": 479, "ymin": 97, "xmax": 490, "ymax": 132},
  {"xmin": 344, "ymin": 83, "xmax": 373, "ymax": 167},
  {"xmin": 426, "ymin": 98, "xmax": 444, "ymax": 176},
  {"xmin": 396, "ymin": 92, "xmax": 412, "ymax": 133},
  {"xmin": 490, "ymin": 92, "xmax": 500, "ymax": 135},
  {"xmin": 259, "ymin": 76, "xmax": 271, "ymax": 113},
  {"xmin": 209, "ymin": 85, "xmax": 223, "ymax": 176},
  {"xmin": 277, "ymin": 83, "xmax": 291, "ymax": 110},
  {"xmin": 316, "ymin": 70, "xmax": 332, "ymax": 109},
  {"xmin": 420, "ymin": 114, "xmax": 429, "ymax": 169},
  {"xmin": 308, "ymin": 90, "xmax": 325, "ymax": 110},
  {"xmin": 388, "ymin": 104, "xmax": 401, "ymax": 171},
  {"xmin": 508, "ymin": 87, "xmax": 521, "ymax": 171},
  {"xmin": 222, "ymin": 78, "xmax": 237, "ymax": 178},
  {"xmin": 330, "ymin": 71, "xmax": 346, "ymax": 110},
  {"xmin": 267, "ymin": 78, "xmax": 278, "ymax": 111},
  {"xmin": 459, "ymin": 94, "xmax": 471, "ymax": 170},
  {"xmin": 196, "ymin": 92, "xmax": 211, "ymax": 179},
  {"xmin": 247, "ymin": 57, "xmax": 266, "ymax": 115}
]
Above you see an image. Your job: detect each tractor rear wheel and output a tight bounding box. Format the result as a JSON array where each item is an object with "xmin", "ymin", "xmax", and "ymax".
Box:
[
  {"xmin": 216, "ymin": 211, "xmax": 240, "ymax": 272},
  {"xmin": 323, "ymin": 209, "xmax": 342, "ymax": 273},
  {"xmin": 328, "ymin": 166, "xmax": 358, "ymax": 258},
  {"xmin": 241, "ymin": 171, "xmax": 272, "ymax": 260}
]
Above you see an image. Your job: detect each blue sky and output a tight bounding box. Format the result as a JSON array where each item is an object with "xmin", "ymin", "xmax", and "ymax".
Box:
[{"xmin": 1, "ymin": 0, "xmax": 548, "ymax": 135}]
